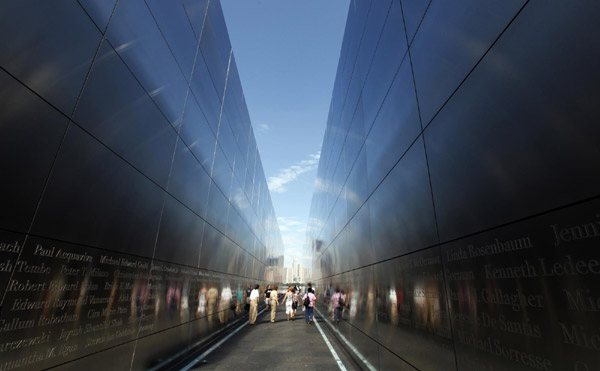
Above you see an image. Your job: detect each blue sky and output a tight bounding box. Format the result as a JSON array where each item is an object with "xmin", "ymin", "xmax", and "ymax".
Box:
[{"xmin": 220, "ymin": 0, "xmax": 349, "ymax": 269}]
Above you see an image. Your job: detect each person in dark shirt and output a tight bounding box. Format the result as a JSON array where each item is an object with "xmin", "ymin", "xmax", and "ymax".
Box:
[
  {"xmin": 245, "ymin": 285, "xmax": 251, "ymax": 313},
  {"xmin": 302, "ymin": 286, "xmax": 317, "ymax": 324},
  {"xmin": 264, "ymin": 285, "xmax": 272, "ymax": 310}
]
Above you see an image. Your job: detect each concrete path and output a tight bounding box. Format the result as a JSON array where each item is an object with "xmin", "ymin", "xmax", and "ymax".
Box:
[{"xmin": 190, "ymin": 302, "xmax": 341, "ymax": 370}]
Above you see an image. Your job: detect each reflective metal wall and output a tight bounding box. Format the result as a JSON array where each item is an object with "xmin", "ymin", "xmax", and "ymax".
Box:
[
  {"xmin": 307, "ymin": 1, "xmax": 600, "ymax": 370},
  {"xmin": 0, "ymin": 0, "xmax": 283, "ymax": 369}
]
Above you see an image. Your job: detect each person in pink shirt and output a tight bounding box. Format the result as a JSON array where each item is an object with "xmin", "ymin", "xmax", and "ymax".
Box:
[{"xmin": 302, "ymin": 283, "xmax": 317, "ymax": 324}]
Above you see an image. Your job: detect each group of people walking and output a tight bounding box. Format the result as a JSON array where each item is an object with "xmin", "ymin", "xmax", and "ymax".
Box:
[{"xmin": 246, "ymin": 283, "xmax": 320, "ymax": 325}]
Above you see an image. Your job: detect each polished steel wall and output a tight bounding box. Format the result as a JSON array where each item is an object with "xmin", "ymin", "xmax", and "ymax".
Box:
[
  {"xmin": 0, "ymin": 0, "xmax": 283, "ymax": 369},
  {"xmin": 307, "ymin": 1, "xmax": 600, "ymax": 370}
]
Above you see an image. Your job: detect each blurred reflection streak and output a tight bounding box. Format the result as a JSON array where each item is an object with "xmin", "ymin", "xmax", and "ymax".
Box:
[
  {"xmin": 218, "ymin": 285, "xmax": 231, "ymax": 324},
  {"xmin": 197, "ymin": 283, "xmax": 207, "ymax": 316},
  {"xmin": 166, "ymin": 281, "xmax": 181, "ymax": 317},
  {"xmin": 104, "ymin": 273, "xmax": 118, "ymax": 321},
  {"xmin": 412, "ymin": 281, "xmax": 440, "ymax": 333},
  {"xmin": 454, "ymin": 280, "xmax": 478, "ymax": 328},
  {"xmin": 207, "ymin": 284, "xmax": 218, "ymax": 323},
  {"xmin": 134, "ymin": 280, "xmax": 151, "ymax": 318},
  {"xmin": 397, "ymin": 281, "xmax": 409, "ymax": 326},
  {"xmin": 324, "ymin": 284, "xmax": 331, "ymax": 307},
  {"xmin": 130, "ymin": 280, "xmax": 138, "ymax": 322},
  {"xmin": 36, "ymin": 56, "xmax": 96, "ymax": 95},
  {"xmin": 148, "ymin": 86, "xmax": 164, "ymax": 98},
  {"xmin": 94, "ymin": 44, "xmax": 119, "ymax": 65},
  {"xmin": 114, "ymin": 40, "xmax": 136, "ymax": 53},
  {"xmin": 349, "ymin": 288, "xmax": 358, "ymax": 320},
  {"xmin": 389, "ymin": 286, "xmax": 399, "ymax": 326},
  {"xmin": 366, "ymin": 285, "xmax": 375, "ymax": 329},
  {"xmin": 73, "ymin": 272, "xmax": 89, "ymax": 321},
  {"xmin": 180, "ymin": 278, "xmax": 190, "ymax": 319},
  {"xmin": 41, "ymin": 272, "xmax": 64, "ymax": 319},
  {"xmin": 235, "ymin": 285, "xmax": 243, "ymax": 315}
]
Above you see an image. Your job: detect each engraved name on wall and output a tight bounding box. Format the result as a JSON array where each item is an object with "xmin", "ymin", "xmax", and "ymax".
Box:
[
  {"xmin": 443, "ymin": 200, "xmax": 600, "ymax": 371},
  {"xmin": 0, "ymin": 235, "xmax": 251, "ymax": 370}
]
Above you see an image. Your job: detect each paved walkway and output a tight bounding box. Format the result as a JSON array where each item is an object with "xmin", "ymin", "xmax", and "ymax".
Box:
[{"xmin": 190, "ymin": 303, "xmax": 341, "ymax": 370}]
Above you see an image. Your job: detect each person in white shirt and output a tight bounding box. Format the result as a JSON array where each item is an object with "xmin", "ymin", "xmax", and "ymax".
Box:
[
  {"xmin": 280, "ymin": 286, "xmax": 295, "ymax": 321},
  {"xmin": 249, "ymin": 284, "xmax": 260, "ymax": 325}
]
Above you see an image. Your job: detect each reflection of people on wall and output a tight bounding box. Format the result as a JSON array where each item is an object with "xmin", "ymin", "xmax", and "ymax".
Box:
[
  {"xmin": 325, "ymin": 285, "xmax": 331, "ymax": 307},
  {"xmin": 331, "ymin": 288, "xmax": 346, "ymax": 324},
  {"xmin": 375, "ymin": 284, "xmax": 384, "ymax": 323},
  {"xmin": 249, "ymin": 284, "xmax": 260, "ymax": 325},
  {"xmin": 397, "ymin": 282, "xmax": 406, "ymax": 320},
  {"xmin": 426, "ymin": 281, "xmax": 441, "ymax": 329},
  {"xmin": 366, "ymin": 285, "xmax": 375, "ymax": 329},
  {"xmin": 75, "ymin": 271, "xmax": 93, "ymax": 319},
  {"xmin": 42, "ymin": 272, "xmax": 66, "ymax": 319},
  {"xmin": 207, "ymin": 285, "xmax": 218, "ymax": 323},
  {"xmin": 389, "ymin": 286, "xmax": 399, "ymax": 326},
  {"xmin": 166, "ymin": 282, "xmax": 180, "ymax": 318},
  {"xmin": 245, "ymin": 285, "xmax": 252, "ymax": 314},
  {"xmin": 180, "ymin": 279, "xmax": 190, "ymax": 320},
  {"xmin": 219, "ymin": 286, "xmax": 232, "ymax": 324},
  {"xmin": 330, "ymin": 287, "xmax": 338, "ymax": 320},
  {"xmin": 264, "ymin": 285, "xmax": 272, "ymax": 310},
  {"xmin": 131, "ymin": 279, "xmax": 141, "ymax": 321},
  {"xmin": 349, "ymin": 288, "xmax": 358, "ymax": 319},
  {"xmin": 134, "ymin": 280, "xmax": 151, "ymax": 319},
  {"xmin": 197, "ymin": 284, "xmax": 207, "ymax": 317},
  {"xmin": 411, "ymin": 280, "xmax": 442, "ymax": 332},
  {"xmin": 236, "ymin": 286, "xmax": 243, "ymax": 315}
]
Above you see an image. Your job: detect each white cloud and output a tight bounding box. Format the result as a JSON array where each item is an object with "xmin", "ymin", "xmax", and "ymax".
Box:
[
  {"xmin": 277, "ymin": 217, "xmax": 306, "ymax": 247},
  {"xmin": 284, "ymin": 246, "xmax": 311, "ymax": 260},
  {"xmin": 267, "ymin": 152, "xmax": 321, "ymax": 193},
  {"xmin": 281, "ymin": 233, "xmax": 304, "ymax": 248},
  {"xmin": 306, "ymin": 217, "xmax": 324, "ymax": 231},
  {"xmin": 255, "ymin": 123, "xmax": 270, "ymax": 133},
  {"xmin": 313, "ymin": 176, "xmax": 327, "ymax": 193},
  {"xmin": 277, "ymin": 217, "xmax": 304, "ymax": 232}
]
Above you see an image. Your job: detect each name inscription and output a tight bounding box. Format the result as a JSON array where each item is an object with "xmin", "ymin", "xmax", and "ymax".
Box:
[{"xmin": 445, "ymin": 207, "xmax": 600, "ymax": 370}]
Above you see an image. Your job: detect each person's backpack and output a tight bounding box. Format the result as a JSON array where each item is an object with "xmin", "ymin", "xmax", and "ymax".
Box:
[
  {"xmin": 338, "ymin": 296, "xmax": 345, "ymax": 307},
  {"xmin": 303, "ymin": 295, "xmax": 311, "ymax": 307}
]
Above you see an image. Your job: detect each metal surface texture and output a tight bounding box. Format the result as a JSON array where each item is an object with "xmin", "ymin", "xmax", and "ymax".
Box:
[
  {"xmin": 0, "ymin": 0, "xmax": 283, "ymax": 369},
  {"xmin": 306, "ymin": 0, "xmax": 600, "ymax": 370}
]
